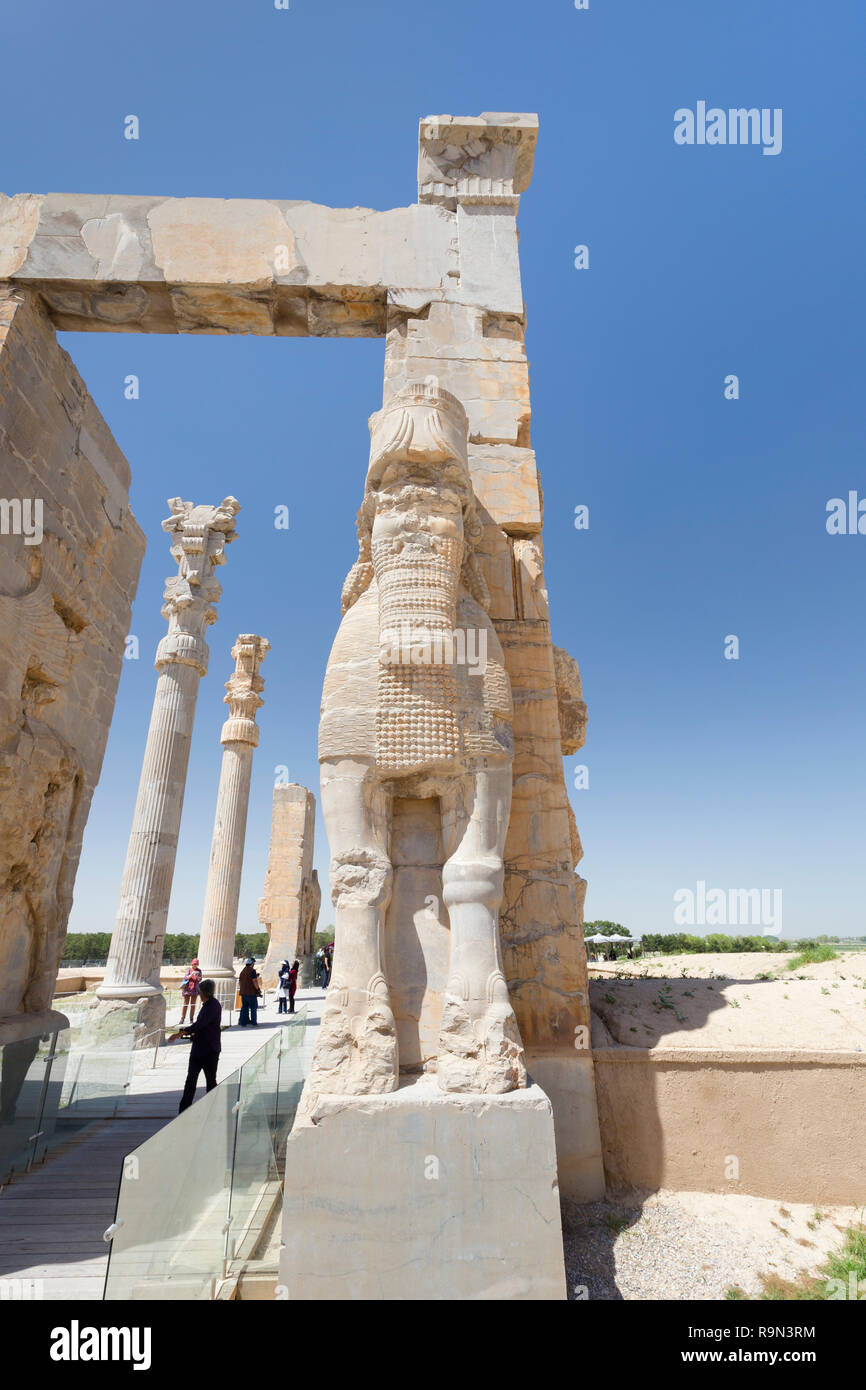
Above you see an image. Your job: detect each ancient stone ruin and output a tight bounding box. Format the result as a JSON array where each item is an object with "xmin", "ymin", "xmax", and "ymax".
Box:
[
  {"xmin": 0, "ymin": 287, "xmax": 144, "ymax": 1069},
  {"xmin": 95, "ymin": 498, "xmax": 240, "ymax": 1036},
  {"xmin": 259, "ymin": 783, "xmax": 321, "ymax": 989},
  {"xmin": 311, "ymin": 379, "xmax": 526, "ymax": 1096},
  {"xmin": 199, "ymin": 634, "xmax": 270, "ymax": 1010},
  {"xmin": 0, "ymin": 112, "xmax": 603, "ymax": 1299}
]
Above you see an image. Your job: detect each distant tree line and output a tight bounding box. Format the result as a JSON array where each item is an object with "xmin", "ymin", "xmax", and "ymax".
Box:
[
  {"xmin": 640, "ymin": 933, "xmax": 846, "ymax": 955},
  {"xmin": 62, "ymin": 929, "xmax": 338, "ymax": 965},
  {"xmin": 815, "ymin": 934, "xmax": 866, "ymax": 943},
  {"xmin": 62, "ymin": 932, "xmax": 207, "ymax": 964},
  {"xmin": 62, "ymin": 933, "xmax": 116, "ymax": 962},
  {"xmin": 59, "ymin": 926, "xmax": 866, "ymax": 967}
]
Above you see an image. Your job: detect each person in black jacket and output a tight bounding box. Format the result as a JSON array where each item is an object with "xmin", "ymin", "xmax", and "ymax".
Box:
[{"xmin": 177, "ymin": 978, "xmax": 222, "ymax": 1113}]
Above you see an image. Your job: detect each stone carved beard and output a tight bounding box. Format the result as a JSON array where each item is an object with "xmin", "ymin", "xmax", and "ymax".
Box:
[{"xmin": 371, "ymin": 483, "xmax": 465, "ymax": 774}]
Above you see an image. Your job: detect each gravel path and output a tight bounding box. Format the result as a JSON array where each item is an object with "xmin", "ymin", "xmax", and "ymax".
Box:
[{"xmin": 562, "ymin": 1190, "xmax": 862, "ymax": 1300}]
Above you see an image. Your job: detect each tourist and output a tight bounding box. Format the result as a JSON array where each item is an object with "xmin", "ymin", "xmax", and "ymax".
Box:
[
  {"xmin": 177, "ymin": 978, "xmax": 221, "ymax": 1112},
  {"xmin": 288, "ymin": 959, "xmax": 299, "ymax": 1013},
  {"xmin": 321, "ymin": 947, "xmax": 331, "ymax": 989},
  {"xmin": 237, "ymin": 957, "xmax": 261, "ymax": 1026},
  {"xmin": 179, "ymin": 956, "xmax": 202, "ymax": 1024},
  {"xmin": 315, "ymin": 946, "xmax": 325, "ymax": 985},
  {"xmin": 276, "ymin": 959, "xmax": 291, "ymax": 1014}
]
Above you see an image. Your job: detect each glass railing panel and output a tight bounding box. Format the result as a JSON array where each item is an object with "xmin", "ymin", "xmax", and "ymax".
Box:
[
  {"xmin": 224, "ymin": 1032, "xmax": 281, "ymax": 1271},
  {"xmin": 103, "ymin": 1011, "xmax": 310, "ymax": 1298},
  {"xmin": 161, "ymin": 989, "xmax": 184, "ymax": 1021},
  {"xmin": 0, "ymin": 1031, "xmax": 62, "ymax": 1184},
  {"xmin": 54, "ymin": 1008, "xmax": 136, "ymax": 1131},
  {"xmin": 226, "ymin": 1012, "xmax": 308, "ymax": 1279},
  {"xmin": 274, "ymin": 1012, "xmax": 308, "ymax": 1141},
  {"xmin": 103, "ymin": 1067, "xmax": 242, "ymax": 1300}
]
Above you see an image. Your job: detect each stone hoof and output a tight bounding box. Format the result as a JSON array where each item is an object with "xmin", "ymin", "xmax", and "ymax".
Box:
[
  {"xmin": 308, "ymin": 989, "xmax": 399, "ymax": 1095},
  {"xmin": 437, "ymin": 991, "xmax": 526, "ymax": 1094}
]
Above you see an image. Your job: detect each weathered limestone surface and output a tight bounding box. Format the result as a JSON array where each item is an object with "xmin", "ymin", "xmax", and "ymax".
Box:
[
  {"xmin": 198, "ymin": 635, "xmax": 269, "ymax": 1009},
  {"xmin": 311, "ymin": 381, "xmax": 526, "ymax": 1099},
  {"xmin": 281, "ymin": 1075, "xmax": 566, "ymax": 1301},
  {"xmin": 0, "ymin": 194, "xmax": 459, "ymax": 335},
  {"xmin": 96, "ymin": 498, "xmax": 239, "ymax": 1032},
  {"xmin": 0, "ymin": 117, "xmax": 537, "ymax": 336},
  {"xmin": 259, "ymin": 783, "xmax": 320, "ymax": 988},
  {"xmin": 417, "ymin": 113, "xmax": 538, "ymax": 211},
  {"xmin": 384, "ymin": 797, "xmax": 449, "ymax": 1072},
  {"xmin": 0, "ymin": 287, "xmax": 144, "ymax": 1034},
  {"xmin": 0, "ymin": 197, "xmax": 464, "ymax": 336},
  {"xmin": 553, "ymin": 644, "xmax": 588, "ymax": 756},
  {"xmin": 383, "ymin": 306, "xmax": 592, "ymax": 1066}
]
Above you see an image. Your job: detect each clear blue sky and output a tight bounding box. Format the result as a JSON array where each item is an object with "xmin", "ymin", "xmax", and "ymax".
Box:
[{"xmin": 3, "ymin": 0, "xmax": 863, "ymax": 941}]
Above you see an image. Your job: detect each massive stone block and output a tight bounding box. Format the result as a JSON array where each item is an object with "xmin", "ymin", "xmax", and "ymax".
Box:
[
  {"xmin": 280, "ymin": 1075, "xmax": 566, "ymax": 1301},
  {"xmin": 0, "ymin": 196, "xmax": 463, "ymax": 336},
  {"xmin": 0, "ymin": 287, "xmax": 144, "ymax": 1027}
]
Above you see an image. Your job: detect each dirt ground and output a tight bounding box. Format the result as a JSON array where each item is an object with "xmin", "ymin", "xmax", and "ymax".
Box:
[
  {"xmin": 562, "ymin": 1189, "xmax": 864, "ymax": 1300},
  {"xmin": 588, "ymin": 950, "xmax": 866, "ymax": 1051}
]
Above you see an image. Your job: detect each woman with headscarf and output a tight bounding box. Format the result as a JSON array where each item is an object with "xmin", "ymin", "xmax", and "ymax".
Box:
[
  {"xmin": 288, "ymin": 960, "xmax": 300, "ymax": 1014},
  {"xmin": 276, "ymin": 959, "xmax": 291, "ymax": 1014},
  {"xmin": 180, "ymin": 957, "xmax": 202, "ymax": 1024}
]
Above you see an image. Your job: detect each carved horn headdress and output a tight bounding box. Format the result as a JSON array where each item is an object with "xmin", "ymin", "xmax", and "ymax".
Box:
[{"xmin": 366, "ymin": 379, "xmax": 471, "ymax": 493}]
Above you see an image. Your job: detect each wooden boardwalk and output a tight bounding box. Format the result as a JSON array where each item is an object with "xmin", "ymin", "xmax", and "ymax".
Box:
[{"xmin": 0, "ymin": 989, "xmax": 322, "ymax": 1301}]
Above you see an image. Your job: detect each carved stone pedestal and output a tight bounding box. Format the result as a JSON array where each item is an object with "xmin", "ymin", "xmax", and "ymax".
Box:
[{"xmin": 279, "ymin": 1075, "xmax": 566, "ymax": 1300}]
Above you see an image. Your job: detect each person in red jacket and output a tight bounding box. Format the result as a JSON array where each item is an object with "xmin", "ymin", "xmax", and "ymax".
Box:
[{"xmin": 288, "ymin": 960, "xmax": 299, "ymax": 1014}]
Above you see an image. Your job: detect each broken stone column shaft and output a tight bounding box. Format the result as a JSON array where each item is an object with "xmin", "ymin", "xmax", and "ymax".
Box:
[{"xmin": 259, "ymin": 784, "xmax": 319, "ymax": 988}]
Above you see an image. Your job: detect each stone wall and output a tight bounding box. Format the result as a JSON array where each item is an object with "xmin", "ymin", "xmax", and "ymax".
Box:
[
  {"xmin": 593, "ymin": 1047, "xmax": 866, "ymax": 1205},
  {"xmin": 0, "ymin": 287, "xmax": 144, "ymax": 1025}
]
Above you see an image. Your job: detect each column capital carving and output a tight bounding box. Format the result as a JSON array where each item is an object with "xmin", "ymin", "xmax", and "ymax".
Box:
[
  {"xmin": 156, "ymin": 497, "xmax": 240, "ymax": 674},
  {"xmin": 220, "ymin": 633, "xmax": 269, "ymax": 746},
  {"xmin": 417, "ymin": 113, "xmax": 538, "ymax": 212}
]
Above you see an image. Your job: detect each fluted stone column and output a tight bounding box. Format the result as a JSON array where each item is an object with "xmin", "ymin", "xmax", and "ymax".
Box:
[
  {"xmin": 198, "ymin": 635, "xmax": 269, "ymax": 1009},
  {"xmin": 96, "ymin": 497, "xmax": 240, "ymax": 1034}
]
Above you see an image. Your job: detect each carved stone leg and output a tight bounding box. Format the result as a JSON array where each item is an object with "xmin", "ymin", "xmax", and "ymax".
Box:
[
  {"xmin": 308, "ymin": 759, "xmax": 398, "ymax": 1095},
  {"xmin": 438, "ymin": 764, "xmax": 526, "ymax": 1094}
]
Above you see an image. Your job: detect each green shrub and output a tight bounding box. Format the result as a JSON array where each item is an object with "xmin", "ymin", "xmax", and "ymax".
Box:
[{"xmin": 786, "ymin": 943, "xmax": 838, "ymax": 970}]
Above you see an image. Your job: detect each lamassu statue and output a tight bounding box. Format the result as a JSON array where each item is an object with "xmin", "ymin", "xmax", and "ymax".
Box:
[{"xmin": 310, "ymin": 380, "xmax": 526, "ymax": 1096}]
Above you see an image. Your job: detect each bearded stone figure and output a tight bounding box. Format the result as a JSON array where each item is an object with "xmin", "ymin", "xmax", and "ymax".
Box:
[{"xmin": 311, "ymin": 379, "xmax": 526, "ymax": 1096}]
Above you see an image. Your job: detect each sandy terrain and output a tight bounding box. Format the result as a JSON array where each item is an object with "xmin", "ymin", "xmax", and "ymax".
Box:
[
  {"xmin": 589, "ymin": 951, "xmax": 866, "ymax": 1051},
  {"xmin": 563, "ymin": 1189, "xmax": 864, "ymax": 1300}
]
